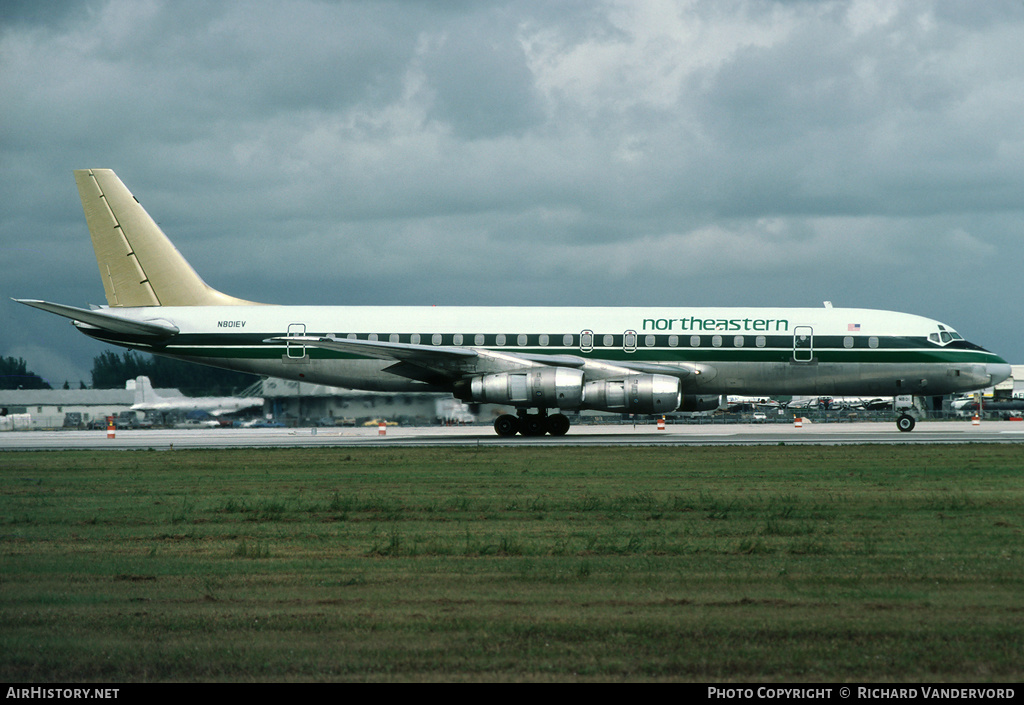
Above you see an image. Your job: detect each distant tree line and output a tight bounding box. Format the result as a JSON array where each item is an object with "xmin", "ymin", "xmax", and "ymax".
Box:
[
  {"xmin": 90, "ymin": 351, "xmax": 259, "ymax": 395},
  {"xmin": 0, "ymin": 357, "xmax": 52, "ymax": 390}
]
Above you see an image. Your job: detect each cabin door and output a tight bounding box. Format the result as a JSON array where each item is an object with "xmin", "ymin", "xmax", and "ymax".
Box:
[
  {"xmin": 286, "ymin": 323, "xmax": 307, "ymax": 359},
  {"xmin": 793, "ymin": 326, "xmax": 814, "ymax": 362}
]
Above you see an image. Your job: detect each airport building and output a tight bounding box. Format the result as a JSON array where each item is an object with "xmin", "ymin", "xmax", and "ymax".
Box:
[
  {"xmin": 0, "ymin": 378, "xmax": 488, "ymax": 429},
  {"xmin": 0, "ymin": 387, "xmax": 139, "ymax": 429}
]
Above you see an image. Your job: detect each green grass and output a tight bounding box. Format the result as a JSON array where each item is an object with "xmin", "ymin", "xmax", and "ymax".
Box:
[{"xmin": 1, "ymin": 445, "xmax": 1023, "ymax": 681}]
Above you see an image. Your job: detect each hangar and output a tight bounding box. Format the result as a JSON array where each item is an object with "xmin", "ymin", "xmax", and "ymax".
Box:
[{"xmin": 0, "ymin": 387, "xmax": 137, "ymax": 429}]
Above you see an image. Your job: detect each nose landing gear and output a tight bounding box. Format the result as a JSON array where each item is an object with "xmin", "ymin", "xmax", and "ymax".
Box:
[
  {"xmin": 894, "ymin": 395, "xmax": 920, "ymax": 432},
  {"xmin": 896, "ymin": 414, "xmax": 916, "ymax": 432}
]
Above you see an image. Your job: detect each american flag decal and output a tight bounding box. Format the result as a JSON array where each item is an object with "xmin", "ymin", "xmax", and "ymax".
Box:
[{"xmin": 848, "ymin": 323, "xmax": 861, "ymax": 331}]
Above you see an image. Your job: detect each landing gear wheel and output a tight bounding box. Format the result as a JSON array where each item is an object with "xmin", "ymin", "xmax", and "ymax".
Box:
[
  {"xmin": 494, "ymin": 414, "xmax": 520, "ymax": 437},
  {"xmin": 896, "ymin": 414, "xmax": 916, "ymax": 432},
  {"xmin": 545, "ymin": 413, "xmax": 571, "ymax": 436},
  {"xmin": 521, "ymin": 414, "xmax": 548, "ymax": 436}
]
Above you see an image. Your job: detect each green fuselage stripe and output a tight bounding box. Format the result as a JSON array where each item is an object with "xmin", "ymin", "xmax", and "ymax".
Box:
[{"xmin": 85, "ymin": 330, "xmax": 998, "ymax": 365}]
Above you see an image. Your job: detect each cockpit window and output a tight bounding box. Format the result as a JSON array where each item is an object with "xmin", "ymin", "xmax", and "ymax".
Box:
[{"xmin": 929, "ymin": 326, "xmax": 964, "ymax": 346}]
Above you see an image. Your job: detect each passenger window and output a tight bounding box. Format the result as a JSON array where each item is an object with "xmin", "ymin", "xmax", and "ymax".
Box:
[
  {"xmin": 389, "ymin": 333, "xmax": 399, "ymax": 343},
  {"xmin": 368, "ymin": 333, "xmax": 378, "ymax": 341},
  {"xmin": 539, "ymin": 334, "xmax": 549, "ymax": 346},
  {"xmin": 844, "ymin": 336, "xmax": 854, "ymax": 348},
  {"xmin": 603, "ymin": 334, "xmax": 614, "ymax": 347},
  {"xmin": 475, "ymin": 334, "xmax": 485, "ymax": 345},
  {"xmin": 623, "ymin": 330, "xmax": 637, "ymax": 352},
  {"xmin": 432, "ymin": 333, "xmax": 442, "ymax": 345},
  {"xmin": 734, "ymin": 336, "xmax": 744, "ymax": 348},
  {"xmin": 690, "ymin": 335, "xmax": 700, "ymax": 347},
  {"xmin": 517, "ymin": 334, "xmax": 527, "ymax": 346},
  {"xmin": 668, "ymin": 335, "xmax": 678, "ymax": 347},
  {"xmin": 411, "ymin": 333, "xmax": 421, "ymax": 344},
  {"xmin": 580, "ymin": 330, "xmax": 593, "ymax": 352},
  {"xmin": 563, "ymin": 334, "xmax": 573, "ymax": 346},
  {"xmin": 868, "ymin": 336, "xmax": 878, "ymax": 349},
  {"xmin": 712, "ymin": 335, "xmax": 722, "ymax": 348},
  {"xmin": 645, "ymin": 335, "xmax": 655, "ymax": 347},
  {"xmin": 347, "ymin": 333, "xmax": 357, "ymax": 340},
  {"xmin": 496, "ymin": 334, "xmax": 506, "ymax": 345},
  {"xmin": 453, "ymin": 334, "xmax": 463, "ymax": 345},
  {"xmin": 756, "ymin": 336, "xmax": 766, "ymax": 348}
]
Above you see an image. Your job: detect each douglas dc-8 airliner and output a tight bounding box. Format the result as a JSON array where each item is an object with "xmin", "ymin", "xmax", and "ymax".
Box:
[{"xmin": 16, "ymin": 169, "xmax": 1011, "ymax": 436}]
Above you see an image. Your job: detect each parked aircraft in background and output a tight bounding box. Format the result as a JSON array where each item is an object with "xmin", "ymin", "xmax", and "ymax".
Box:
[
  {"xmin": 724, "ymin": 395, "xmax": 781, "ymax": 412},
  {"xmin": 130, "ymin": 376, "xmax": 262, "ymax": 417},
  {"xmin": 785, "ymin": 396, "xmax": 893, "ymax": 411},
  {"xmin": 951, "ymin": 390, "xmax": 1024, "ymax": 414},
  {"xmin": 15, "ymin": 169, "xmax": 1012, "ymax": 435}
]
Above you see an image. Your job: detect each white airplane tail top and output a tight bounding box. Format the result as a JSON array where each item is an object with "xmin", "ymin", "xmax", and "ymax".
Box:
[
  {"xmin": 132, "ymin": 375, "xmax": 179, "ymax": 407},
  {"xmin": 74, "ymin": 169, "xmax": 259, "ymax": 307}
]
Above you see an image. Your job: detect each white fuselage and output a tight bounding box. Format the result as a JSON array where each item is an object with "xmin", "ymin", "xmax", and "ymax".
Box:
[{"xmin": 81, "ymin": 304, "xmax": 1010, "ymax": 400}]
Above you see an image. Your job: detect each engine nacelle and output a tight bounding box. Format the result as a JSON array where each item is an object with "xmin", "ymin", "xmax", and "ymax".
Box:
[
  {"xmin": 465, "ymin": 367, "xmax": 585, "ymax": 409},
  {"xmin": 678, "ymin": 394, "xmax": 722, "ymax": 412},
  {"xmin": 583, "ymin": 374, "xmax": 681, "ymax": 414}
]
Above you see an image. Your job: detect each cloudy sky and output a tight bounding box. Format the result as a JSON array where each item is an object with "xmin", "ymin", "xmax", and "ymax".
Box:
[{"xmin": 2, "ymin": 0, "xmax": 1022, "ymax": 387}]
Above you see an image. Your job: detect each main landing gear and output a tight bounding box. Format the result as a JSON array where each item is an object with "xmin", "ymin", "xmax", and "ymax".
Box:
[{"xmin": 493, "ymin": 409, "xmax": 571, "ymax": 437}]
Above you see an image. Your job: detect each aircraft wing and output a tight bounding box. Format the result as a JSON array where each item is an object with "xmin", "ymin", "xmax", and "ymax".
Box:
[
  {"xmin": 267, "ymin": 335, "xmax": 522, "ymax": 384},
  {"xmin": 276, "ymin": 335, "xmax": 477, "ymax": 362},
  {"xmin": 268, "ymin": 335, "xmax": 706, "ymax": 384},
  {"xmin": 13, "ymin": 299, "xmax": 179, "ymax": 337},
  {"xmin": 509, "ymin": 352, "xmax": 704, "ymax": 380},
  {"xmin": 207, "ymin": 402, "xmax": 263, "ymax": 416}
]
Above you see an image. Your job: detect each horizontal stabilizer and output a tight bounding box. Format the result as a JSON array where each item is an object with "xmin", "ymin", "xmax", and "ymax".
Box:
[{"xmin": 13, "ymin": 299, "xmax": 179, "ymax": 337}]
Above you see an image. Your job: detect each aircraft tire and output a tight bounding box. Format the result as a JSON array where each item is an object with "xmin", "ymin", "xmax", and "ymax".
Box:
[
  {"xmin": 896, "ymin": 414, "xmax": 916, "ymax": 432},
  {"xmin": 521, "ymin": 414, "xmax": 548, "ymax": 436},
  {"xmin": 546, "ymin": 413, "xmax": 571, "ymax": 436},
  {"xmin": 494, "ymin": 414, "xmax": 520, "ymax": 437}
]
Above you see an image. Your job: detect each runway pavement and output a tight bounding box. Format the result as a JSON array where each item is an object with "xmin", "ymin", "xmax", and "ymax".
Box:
[{"xmin": 4, "ymin": 420, "xmax": 1024, "ymax": 450}]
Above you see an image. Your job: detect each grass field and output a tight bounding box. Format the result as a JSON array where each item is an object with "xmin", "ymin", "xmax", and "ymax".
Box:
[{"xmin": 1, "ymin": 445, "xmax": 1022, "ymax": 682}]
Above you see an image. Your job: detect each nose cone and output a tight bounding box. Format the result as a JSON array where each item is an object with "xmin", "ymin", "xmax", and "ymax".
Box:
[{"xmin": 987, "ymin": 362, "xmax": 1012, "ymax": 387}]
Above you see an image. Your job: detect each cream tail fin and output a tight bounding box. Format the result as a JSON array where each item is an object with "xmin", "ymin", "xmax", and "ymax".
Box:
[{"xmin": 73, "ymin": 169, "xmax": 261, "ymax": 307}]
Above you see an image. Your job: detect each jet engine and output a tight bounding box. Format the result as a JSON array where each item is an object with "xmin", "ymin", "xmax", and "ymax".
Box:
[
  {"xmin": 458, "ymin": 369, "xmax": 684, "ymax": 415},
  {"xmin": 463, "ymin": 367, "xmax": 585, "ymax": 408},
  {"xmin": 678, "ymin": 394, "xmax": 722, "ymax": 412},
  {"xmin": 583, "ymin": 374, "xmax": 681, "ymax": 414}
]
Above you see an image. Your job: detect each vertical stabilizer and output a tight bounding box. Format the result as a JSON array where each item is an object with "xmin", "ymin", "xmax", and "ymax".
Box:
[
  {"xmin": 134, "ymin": 376, "xmax": 161, "ymax": 406},
  {"xmin": 74, "ymin": 169, "xmax": 260, "ymax": 307}
]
